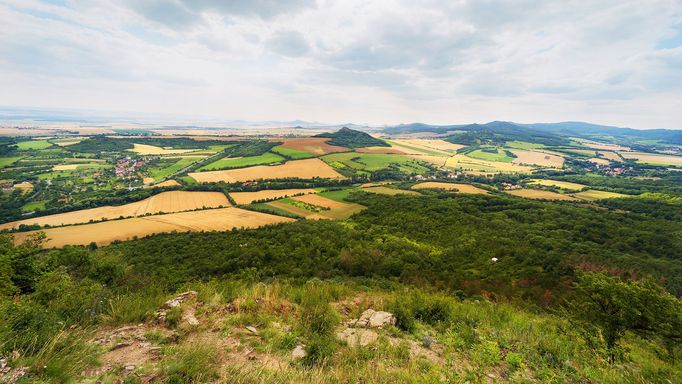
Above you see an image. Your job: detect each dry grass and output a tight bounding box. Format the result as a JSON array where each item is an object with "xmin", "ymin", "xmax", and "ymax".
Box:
[
  {"xmin": 53, "ymin": 140, "xmax": 82, "ymax": 147},
  {"xmin": 0, "ymin": 191, "xmax": 230, "ymax": 230},
  {"xmin": 527, "ymin": 179, "xmax": 587, "ymax": 191},
  {"xmin": 13, "ymin": 207, "xmax": 294, "ymax": 248},
  {"xmin": 362, "ymin": 186, "xmax": 421, "ymax": 196},
  {"xmin": 510, "ymin": 150, "xmax": 564, "ymax": 168},
  {"xmin": 230, "ymin": 189, "xmax": 317, "ymax": 205},
  {"xmin": 572, "ymin": 190, "xmax": 628, "ymax": 200},
  {"xmin": 13, "ymin": 181, "xmax": 33, "ymax": 194},
  {"xmin": 356, "ymin": 146, "xmax": 406, "ymax": 154},
  {"xmin": 506, "ymin": 189, "xmax": 578, "ymax": 201},
  {"xmin": 411, "ymin": 182, "xmax": 488, "ymax": 194},
  {"xmin": 598, "ymin": 151, "xmax": 622, "ymax": 161},
  {"xmin": 446, "ymin": 154, "xmax": 533, "ymax": 174},
  {"xmin": 619, "ymin": 152, "xmax": 682, "ymax": 166},
  {"xmin": 131, "ymin": 144, "xmax": 197, "ymax": 155},
  {"xmin": 154, "ymin": 180, "xmax": 181, "ymax": 188},
  {"xmin": 189, "ymin": 159, "xmax": 345, "ymax": 183},
  {"xmin": 589, "ymin": 158, "xmax": 610, "ymax": 165},
  {"xmin": 404, "ymin": 154, "xmax": 450, "ymax": 167},
  {"xmin": 270, "ymin": 138, "xmax": 348, "ymax": 155}
]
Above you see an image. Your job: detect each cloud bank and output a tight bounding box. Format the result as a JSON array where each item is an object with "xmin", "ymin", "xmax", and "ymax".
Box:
[{"xmin": 0, "ymin": 0, "xmax": 680, "ymax": 128}]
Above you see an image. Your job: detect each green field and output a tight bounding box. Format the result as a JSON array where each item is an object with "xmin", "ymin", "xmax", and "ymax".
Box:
[
  {"xmin": 321, "ymin": 152, "xmax": 428, "ymax": 173},
  {"xmin": 506, "ymin": 140, "xmax": 546, "ymax": 149},
  {"xmin": 22, "ymin": 200, "xmax": 47, "ymax": 212},
  {"xmin": 466, "ymin": 148, "xmax": 515, "ymax": 162},
  {"xmin": 0, "ymin": 157, "xmax": 22, "ymax": 168},
  {"xmin": 318, "ymin": 188, "xmax": 361, "ymax": 202},
  {"xmin": 271, "ymin": 145, "xmax": 313, "ymax": 159},
  {"xmin": 148, "ymin": 157, "xmax": 199, "ymax": 180},
  {"xmin": 386, "ymin": 140, "xmax": 445, "ymax": 156},
  {"xmin": 16, "ymin": 140, "xmax": 54, "ymax": 150},
  {"xmin": 198, "ymin": 152, "xmax": 285, "ymax": 171}
]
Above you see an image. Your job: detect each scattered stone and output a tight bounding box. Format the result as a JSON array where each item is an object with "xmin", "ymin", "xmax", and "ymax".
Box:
[
  {"xmin": 291, "ymin": 345, "xmax": 307, "ymax": 359},
  {"xmin": 124, "ymin": 364, "xmax": 136, "ymax": 372},
  {"xmin": 245, "ymin": 326, "xmax": 259, "ymax": 335},
  {"xmin": 352, "ymin": 309, "xmax": 396, "ymax": 328},
  {"xmin": 162, "ymin": 291, "xmax": 198, "ymax": 310},
  {"xmin": 183, "ymin": 311, "xmax": 200, "ymax": 326},
  {"xmin": 0, "ymin": 366, "xmax": 29, "ymax": 383},
  {"xmin": 0, "ymin": 358, "xmax": 6, "ymax": 369},
  {"xmin": 111, "ymin": 342, "xmax": 132, "ymax": 351},
  {"xmin": 336, "ymin": 328, "xmax": 378, "ymax": 346},
  {"xmin": 282, "ymin": 324, "xmax": 293, "ymax": 333}
]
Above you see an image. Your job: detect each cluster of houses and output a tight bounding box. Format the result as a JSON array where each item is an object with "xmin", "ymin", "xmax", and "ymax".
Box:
[{"xmin": 114, "ymin": 157, "xmax": 148, "ymax": 178}]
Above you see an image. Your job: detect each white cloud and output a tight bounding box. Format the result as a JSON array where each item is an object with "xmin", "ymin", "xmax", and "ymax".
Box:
[{"xmin": 0, "ymin": 0, "xmax": 680, "ymax": 128}]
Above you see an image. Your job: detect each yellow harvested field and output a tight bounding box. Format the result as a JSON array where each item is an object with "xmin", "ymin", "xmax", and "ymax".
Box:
[
  {"xmin": 399, "ymin": 139, "xmax": 465, "ymax": 152},
  {"xmin": 507, "ymin": 189, "xmax": 578, "ymax": 201},
  {"xmin": 271, "ymin": 138, "xmax": 348, "ymax": 155},
  {"xmin": 143, "ymin": 177, "xmax": 154, "ymax": 184},
  {"xmin": 230, "ymin": 189, "xmax": 317, "ymax": 205},
  {"xmin": 13, "ymin": 181, "xmax": 33, "ymax": 194},
  {"xmin": 13, "ymin": 207, "xmax": 294, "ymax": 248},
  {"xmin": 189, "ymin": 158, "xmax": 345, "ymax": 183},
  {"xmin": 511, "ymin": 150, "xmax": 564, "ymax": 168},
  {"xmin": 390, "ymin": 140, "xmax": 456, "ymax": 156},
  {"xmin": 153, "ymin": 180, "xmax": 181, "ymax": 188},
  {"xmin": 0, "ymin": 191, "xmax": 230, "ymax": 230},
  {"xmin": 574, "ymin": 139, "xmax": 630, "ymax": 151},
  {"xmin": 405, "ymin": 154, "xmax": 449, "ymax": 167},
  {"xmin": 291, "ymin": 194, "xmax": 346, "ymax": 209},
  {"xmin": 572, "ymin": 190, "xmax": 628, "ymax": 200},
  {"xmin": 589, "ymin": 158, "xmax": 610, "ymax": 165},
  {"xmin": 411, "ymin": 182, "xmax": 488, "ymax": 194},
  {"xmin": 291, "ymin": 194, "xmax": 364, "ymax": 219},
  {"xmin": 446, "ymin": 155, "xmax": 533, "ymax": 174},
  {"xmin": 598, "ymin": 151, "xmax": 622, "ymax": 161},
  {"xmin": 363, "ymin": 186, "xmax": 421, "ymax": 196},
  {"xmin": 527, "ymin": 179, "xmax": 587, "ymax": 191},
  {"xmin": 131, "ymin": 144, "xmax": 197, "ymax": 155},
  {"xmin": 53, "ymin": 164, "xmax": 80, "ymax": 171},
  {"xmin": 53, "ymin": 140, "xmax": 82, "ymax": 147},
  {"xmin": 619, "ymin": 152, "xmax": 682, "ymax": 166}
]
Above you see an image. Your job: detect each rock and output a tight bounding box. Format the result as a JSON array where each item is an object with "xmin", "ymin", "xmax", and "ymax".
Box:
[
  {"xmin": 336, "ymin": 328, "xmax": 378, "ymax": 346},
  {"xmin": 353, "ymin": 309, "xmax": 396, "ymax": 328},
  {"xmin": 161, "ymin": 291, "xmax": 197, "ymax": 310},
  {"xmin": 111, "ymin": 342, "xmax": 131, "ymax": 351},
  {"xmin": 183, "ymin": 311, "xmax": 200, "ymax": 326},
  {"xmin": 291, "ymin": 345, "xmax": 306, "ymax": 359},
  {"xmin": 282, "ymin": 325, "xmax": 293, "ymax": 333},
  {"xmin": 0, "ymin": 358, "xmax": 6, "ymax": 369},
  {"xmin": 0, "ymin": 366, "xmax": 28, "ymax": 383},
  {"xmin": 245, "ymin": 326, "xmax": 259, "ymax": 335},
  {"xmin": 124, "ymin": 364, "xmax": 136, "ymax": 372}
]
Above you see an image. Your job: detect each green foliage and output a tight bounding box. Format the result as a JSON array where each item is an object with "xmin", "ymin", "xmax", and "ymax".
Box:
[
  {"xmin": 571, "ymin": 273, "xmax": 682, "ymax": 359},
  {"xmin": 316, "ymin": 127, "xmax": 389, "ymax": 148},
  {"xmin": 271, "ymin": 145, "xmax": 313, "ymax": 159},
  {"xmin": 301, "ymin": 335, "xmax": 338, "ymax": 367},
  {"xmin": 163, "ymin": 343, "xmax": 219, "ymax": 382},
  {"xmin": 198, "ymin": 151, "xmax": 284, "ymax": 171}
]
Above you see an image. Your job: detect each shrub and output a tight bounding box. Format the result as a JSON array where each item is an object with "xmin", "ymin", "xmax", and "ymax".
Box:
[{"xmin": 302, "ymin": 335, "xmax": 337, "ymax": 367}]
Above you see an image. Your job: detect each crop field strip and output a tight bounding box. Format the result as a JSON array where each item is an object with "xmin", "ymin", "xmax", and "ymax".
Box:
[
  {"xmin": 510, "ymin": 149, "xmax": 564, "ymax": 168},
  {"xmin": 411, "ymin": 182, "xmax": 488, "ymax": 194},
  {"xmin": 527, "ymin": 179, "xmax": 587, "ymax": 191},
  {"xmin": 506, "ymin": 189, "xmax": 579, "ymax": 201},
  {"xmin": 268, "ymin": 137, "xmax": 348, "ymax": 155},
  {"xmin": 230, "ymin": 188, "xmax": 317, "ymax": 205},
  {"xmin": 12, "ymin": 207, "xmax": 294, "ymax": 248},
  {"xmin": 189, "ymin": 158, "xmax": 345, "ymax": 183},
  {"xmin": 0, "ymin": 191, "xmax": 230, "ymax": 230}
]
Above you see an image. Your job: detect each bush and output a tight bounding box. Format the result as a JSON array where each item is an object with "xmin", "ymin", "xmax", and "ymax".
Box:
[{"xmin": 302, "ymin": 335, "xmax": 337, "ymax": 367}]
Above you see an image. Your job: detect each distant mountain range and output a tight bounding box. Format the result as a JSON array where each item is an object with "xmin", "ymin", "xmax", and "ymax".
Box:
[{"xmin": 383, "ymin": 121, "xmax": 682, "ymax": 144}]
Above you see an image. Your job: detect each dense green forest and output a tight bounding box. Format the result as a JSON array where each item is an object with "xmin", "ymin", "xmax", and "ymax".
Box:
[{"xmin": 315, "ymin": 127, "xmax": 389, "ymax": 148}]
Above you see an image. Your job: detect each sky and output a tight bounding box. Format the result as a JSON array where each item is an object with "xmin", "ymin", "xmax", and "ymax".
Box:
[{"xmin": 0, "ymin": 0, "xmax": 681, "ymax": 128}]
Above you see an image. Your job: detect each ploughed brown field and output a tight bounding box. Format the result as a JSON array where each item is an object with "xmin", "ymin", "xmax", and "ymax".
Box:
[
  {"xmin": 229, "ymin": 189, "xmax": 317, "ymax": 205},
  {"xmin": 506, "ymin": 189, "xmax": 578, "ymax": 201},
  {"xmin": 0, "ymin": 191, "xmax": 230, "ymax": 230},
  {"xmin": 188, "ymin": 158, "xmax": 345, "ymax": 183},
  {"xmin": 411, "ymin": 182, "xmax": 488, "ymax": 194},
  {"xmin": 12, "ymin": 207, "xmax": 294, "ymax": 248},
  {"xmin": 270, "ymin": 137, "xmax": 348, "ymax": 155}
]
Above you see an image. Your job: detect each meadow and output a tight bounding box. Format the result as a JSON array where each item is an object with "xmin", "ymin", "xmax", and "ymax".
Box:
[{"xmin": 198, "ymin": 152, "xmax": 285, "ymax": 171}]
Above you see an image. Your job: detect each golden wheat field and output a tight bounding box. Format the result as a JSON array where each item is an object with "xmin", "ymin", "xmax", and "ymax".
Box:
[
  {"xmin": 446, "ymin": 154, "xmax": 533, "ymax": 174},
  {"xmin": 574, "ymin": 139, "xmax": 630, "ymax": 151},
  {"xmin": 362, "ymin": 186, "xmax": 421, "ymax": 196},
  {"xmin": 131, "ymin": 144, "xmax": 197, "ymax": 155},
  {"xmin": 527, "ymin": 179, "xmax": 587, "ymax": 191},
  {"xmin": 411, "ymin": 182, "xmax": 488, "ymax": 194},
  {"xmin": 619, "ymin": 152, "xmax": 682, "ymax": 166},
  {"xmin": 398, "ymin": 139, "xmax": 465, "ymax": 152},
  {"xmin": 572, "ymin": 190, "xmax": 628, "ymax": 200},
  {"xmin": 598, "ymin": 151, "xmax": 622, "ymax": 161},
  {"xmin": 153, "ymin": 180, "xmax": 181, "ymax": 188},
  {"xmin": 188, "ymin": 158, "xmax": 345, "ymax": 183},
  {"xmin": 12, "ymin": 181, "xmax": 33, "ymax": 194},
  {"xmin": 230, "ymin": 189, "xmax": 317, "ymax": 205},
  {"xmin": 0, "ymin": 191, "xmax": 230, "ymax": 230},
  {"xmin": 510, "ymin": 150, "xmax": 564, "ymax": 168},
  {"xmin": 507, "ymin": 189, "xmax": 578, "ymax": 201},
  {"xmin": 13, "ymin": 207, "xmax": 294, "ymax": 248},
  {"xmin": 589, "ymin": 158, "xmax": 610, "ymax": 165}
]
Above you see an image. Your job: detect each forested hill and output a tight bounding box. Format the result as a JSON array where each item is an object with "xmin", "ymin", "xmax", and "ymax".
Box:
[{"xmin": 315, "ymin": 127, "xmax": 389, "ymax": 148}]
